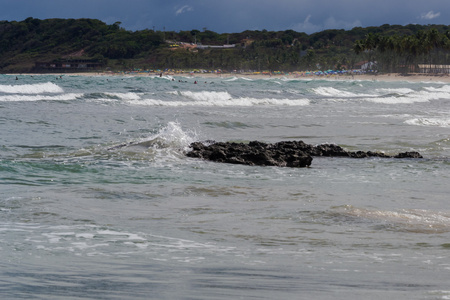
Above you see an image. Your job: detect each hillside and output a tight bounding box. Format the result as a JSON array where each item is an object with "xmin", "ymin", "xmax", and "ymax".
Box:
[{"xmin": 0, "ymin": 18, "xmax": 449, "ymax": 73}]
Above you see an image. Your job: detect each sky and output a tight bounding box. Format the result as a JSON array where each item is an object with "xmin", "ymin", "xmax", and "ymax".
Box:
[{"xmin": 1, "ymin": 0, "xmax": 448, "ymax": 34}]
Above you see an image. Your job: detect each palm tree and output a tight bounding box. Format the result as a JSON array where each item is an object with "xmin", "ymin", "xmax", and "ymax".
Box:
[
  {"xmin": 425, "ymin": 28, "xmax": 441, "ymax": 73},
  {"xmin": 353, "ymin": 40, "xmax": 365, "ymax": 54}
]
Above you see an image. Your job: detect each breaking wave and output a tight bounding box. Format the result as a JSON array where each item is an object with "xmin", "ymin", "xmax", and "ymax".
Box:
[
  {"xmin": 405, "ymin": 117, "xmax": 450, "ymax": 128},
  {"xmin": 0, "ymin": 82, "xmax": 64, "ymax": 94},
  {"xmin": 332, "ymin": 206, "xmax": 450, "ymax": 233},
  {"xmin": 0, "ymin": 93, "xmax": 82, "ymax": 102},
  {"xmin": 310, "ymin": 85, "xmax": 450, "ymax": 104},
  {"xmin": 366, "ymin": 85, "xmax": 450, "ymax": 104},
  {"xmin": 312, "ymin": 87, "xmax": 370, "ymax": 97},
  {"xmin": 128, "ymin": 97, "xmax": 310, "ymax": 107},
  {"xmin": 0, "ymin": 81, "xmax": 78, "ymax": 102},
  {"xmin": 107, "ymin": 122, "xmax": 198, "ymax": 161},
  {"xmin": 126, "ymin": 90, "xmax": 310, "ymax": 106},
  {"xmin": 180, "ymin": 90, "xmax": 233, "ymax": 101}
]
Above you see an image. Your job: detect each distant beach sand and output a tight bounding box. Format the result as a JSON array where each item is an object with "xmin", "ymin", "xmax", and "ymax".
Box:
[
  {"xmin": 12, "ymin": 72, "xmax": 450, "ymax": 83},
  {"xmin": 193, "ymin": 72, "xmax": 450, "ymax": 83}
]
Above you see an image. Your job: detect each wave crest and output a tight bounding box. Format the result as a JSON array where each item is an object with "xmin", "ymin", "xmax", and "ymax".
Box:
[
  {"xmin": 332, "ymin": 206, "xmax": 450, "ymax": 233},
  {"xmin": 405, "ymin": 117, "xmax": 450, "ymax": 127},
  {"xmin": 0, "ymin": 82, "xmax": 64, "ymax": 94}
]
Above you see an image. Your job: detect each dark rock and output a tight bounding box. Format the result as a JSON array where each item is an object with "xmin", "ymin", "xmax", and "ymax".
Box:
[
  {"xmin": 186, "ymin": 141, "xmax": 313, "ymax": 168},
  {"xmin": 394, "ymin": 151, "xmax": 423, "ymax": 159},
  {"xmin": 185, "ymin": 140, "xmax": 423, "ymax": 168}
]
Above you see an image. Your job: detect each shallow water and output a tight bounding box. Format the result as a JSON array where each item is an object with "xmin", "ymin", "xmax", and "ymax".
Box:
[{"xmin": 1, "ymin": 74, "xmax": 449, "ymax": 299}]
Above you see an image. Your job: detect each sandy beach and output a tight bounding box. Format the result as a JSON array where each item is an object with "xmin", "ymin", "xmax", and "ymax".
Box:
[
  {"xmin": 193, "ymin": 72, "xmax": 450, "ymax": 83},
  {"xmin": 11, "ymin": 71, "xmax": 450, "ymax": 83}
]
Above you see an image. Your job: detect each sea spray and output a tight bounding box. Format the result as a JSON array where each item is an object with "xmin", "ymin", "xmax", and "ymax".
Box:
[{"xmin": 108, "ymin": 122, "xmax": 198, "ymax": 161}]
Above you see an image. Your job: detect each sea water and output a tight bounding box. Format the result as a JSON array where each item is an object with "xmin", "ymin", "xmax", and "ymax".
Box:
[{"xmin": 1, "ymin": 74, "xmax": 449, "ymax": 299}]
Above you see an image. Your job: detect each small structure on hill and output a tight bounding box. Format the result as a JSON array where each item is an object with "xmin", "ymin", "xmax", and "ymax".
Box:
[
  {"xmin": 354, "ymin": 61, "xmax": 378, "ymax": 71},
  {"xmin": 418, "ymin": 64, "xmax": 450, "ymax": 74},
  {"xmin": 34, "ymin": 59, "xmax": 104, "ymax": 73}
]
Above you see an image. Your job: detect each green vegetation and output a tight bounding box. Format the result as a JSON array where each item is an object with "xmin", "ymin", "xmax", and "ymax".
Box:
[
  {"xmin": 0, "ymin": 18, "xmax": 449, "ymax": 73},
  {"xmin": 354, "ymin": 28, "xmax": 450, "ymax": 73}
]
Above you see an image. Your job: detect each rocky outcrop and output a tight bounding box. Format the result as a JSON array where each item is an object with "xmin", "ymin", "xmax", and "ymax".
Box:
[{"xmin": 186, "ymin": 140, "xmax": 422, "ymax": 168}]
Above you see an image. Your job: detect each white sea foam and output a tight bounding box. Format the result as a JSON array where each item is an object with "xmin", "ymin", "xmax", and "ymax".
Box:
[
  {"xmin": 128, "ymin": 97, "xmax": 310, "ymax": 107},
  {"xmin": 104, "ymin": 92, "xmax": 142, "ymax": 100},
  {"xmin": 363, "ymin": 95, "xmax": 429, "ymax": 104},
  {"xmin": 0, "ymin": 93, "xmax": 82, "ymax": 102},
  {"xmin": 180, "ymin": 91, "xmax": 233, "ymax": 101},
  {"xmin": 127, "ymin": 99, "xmax": 185, "ymax": 106},
  {"xmin": 405, "ymin": 117, "xmax": 450, "ymax": 127},
  {"xmin": 365, "ymin": 87, "xmax": 448, "ymax": 104},
  {"xmin": 423, "ymin": 85, "xmax": 450, "ymax": 93},
  {"xmin": 376, "ymin": 88, "xmax": 415, "ymax": 95},
  {"xmin": 116, "ymin": 121, "xmax": 197, "ymax": 155},
  {"xmin": 337, "ymin": 206, "xmax": 450, "ymax": 233},
  {"xmin": 224, "ymin": 76, "xmax": 240, "ymax": 82},
  {"xmin": 312, "ymin": 87, "xmax": 372, "ymax": 97},
  {"xmin": 129, "ymin": 91, "xmax": 310, "ymax": 106},
  {"xmin": 312, "ymin": 85, "xmax": 449, "ymax": 103},
  {"xmin": 236, "ymin": 97, "xmax": 310, "ymax": 106},
  {"xmin": 0, "ymin": 82, "xmax": 64, "ymax": 94},
  {"xmin": 223, "ymin": 76, "xmax": 253, "ymax": 81},
  {"xmin": 152, "ymin": 121, "xmax": 197, "ymax": 149},
  {"xmin": 13, "ymin": 222, "xmax": 231, "ymax": 260}
]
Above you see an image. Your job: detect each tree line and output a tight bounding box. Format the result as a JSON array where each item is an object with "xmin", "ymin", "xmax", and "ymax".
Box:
[
  {"xmin": 0, "ymin": 18, "xmax": 449, "ymax": 73},
  {"xmin": 354, "ymin": 29, "xmax": 450, "ymax": 73}
]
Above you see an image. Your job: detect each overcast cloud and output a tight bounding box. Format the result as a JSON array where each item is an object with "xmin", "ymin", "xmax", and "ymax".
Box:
[{"xmin": 0, "ymin": 0, "xmax": 448, "ymax": 34}]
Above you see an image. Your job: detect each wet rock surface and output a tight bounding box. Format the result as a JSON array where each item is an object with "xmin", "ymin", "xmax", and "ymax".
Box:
[{"xmin": 186, "ymin": 140, "xmax": 423, "ymax": 168}]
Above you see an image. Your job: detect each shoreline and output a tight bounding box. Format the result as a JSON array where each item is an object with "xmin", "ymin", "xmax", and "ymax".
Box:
[
  {"xmin": 6, "ymin": 72, "xmax": 450, "ymax": 83},
  {"xmin": 192, "ymin": 72, "xmax": 450, "ymax": 83}
]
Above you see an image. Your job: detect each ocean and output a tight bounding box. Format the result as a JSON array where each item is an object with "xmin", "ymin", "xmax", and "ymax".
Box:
[{"xmin": 1, "ymin": 73, "xmax": 449, "ymax": 299}]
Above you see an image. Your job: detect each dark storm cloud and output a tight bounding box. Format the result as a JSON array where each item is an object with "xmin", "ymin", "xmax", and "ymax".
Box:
[{"xmin": 0, "ymin": 0, "xmax": 448, "ymax": 33}]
